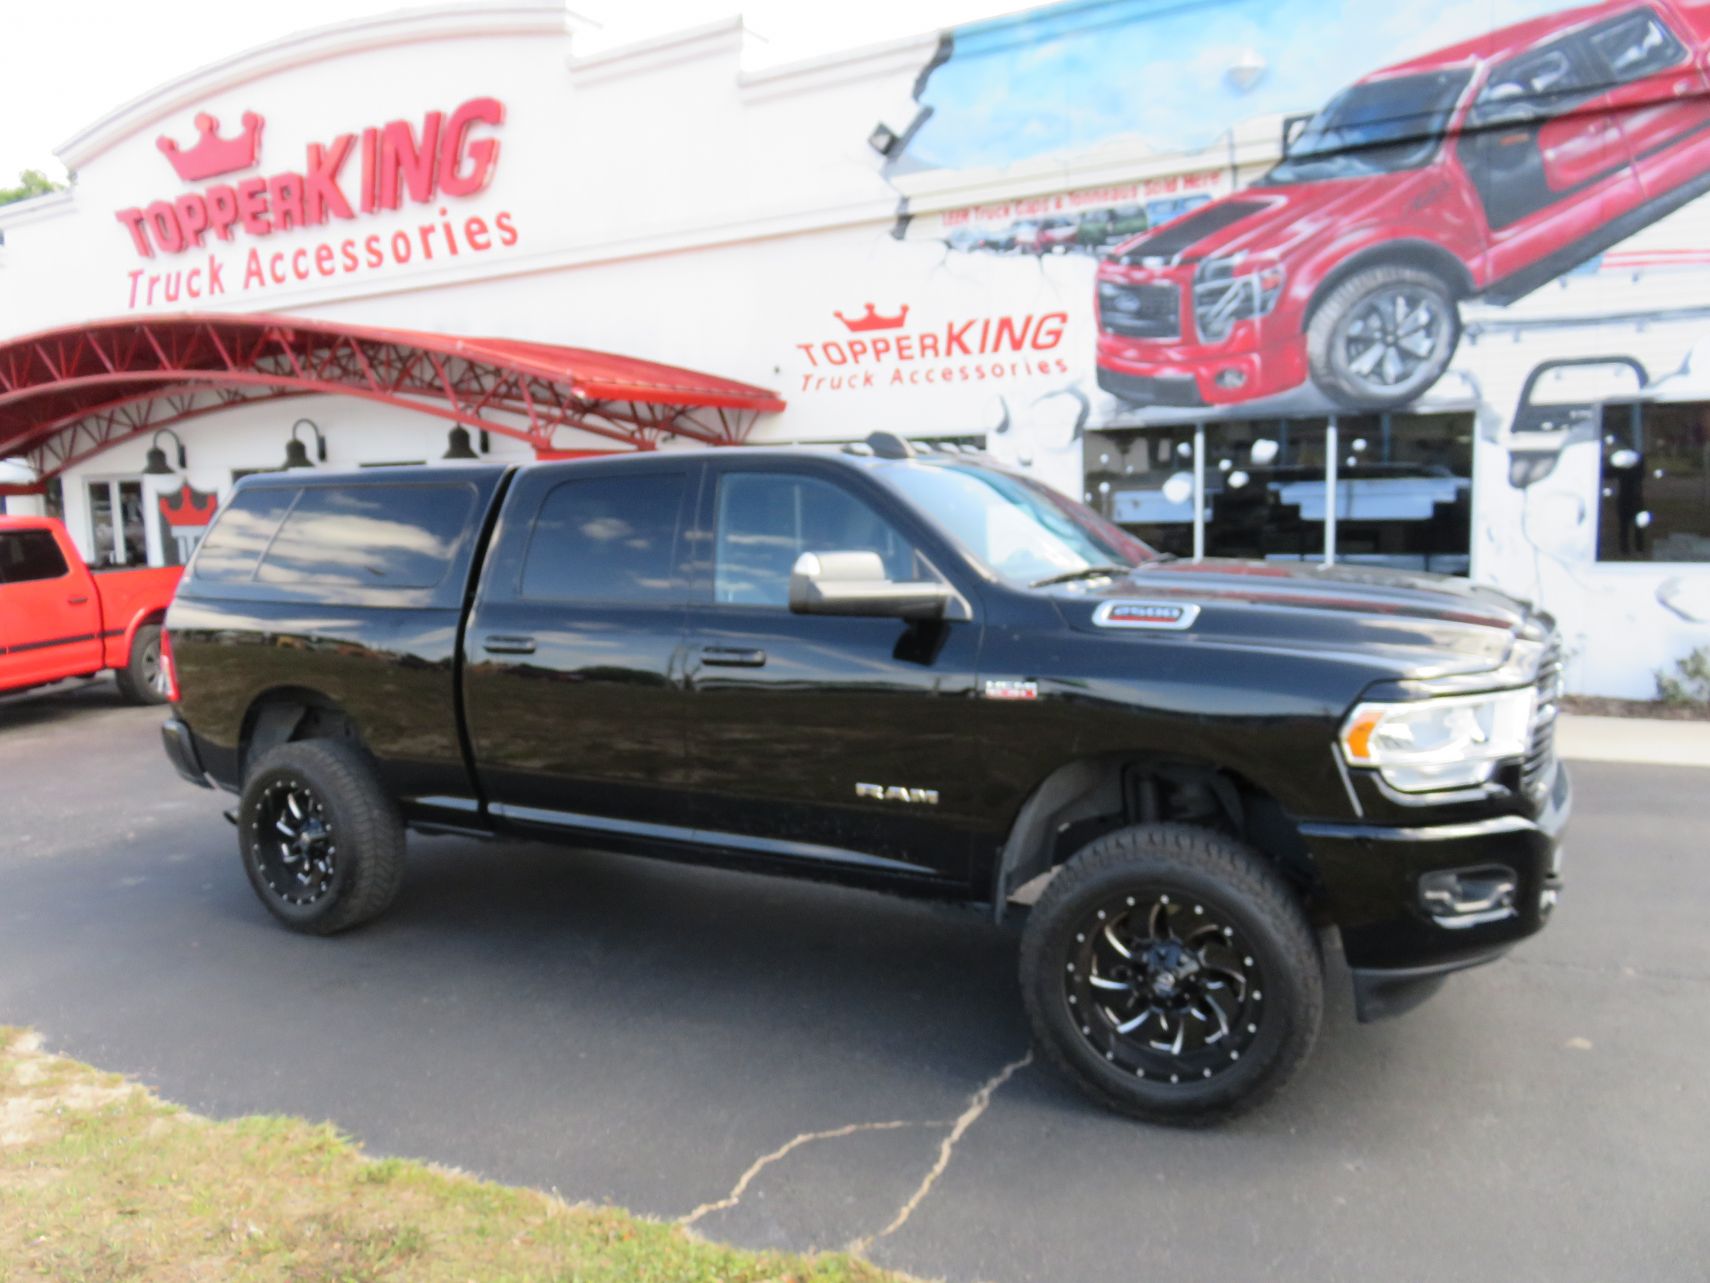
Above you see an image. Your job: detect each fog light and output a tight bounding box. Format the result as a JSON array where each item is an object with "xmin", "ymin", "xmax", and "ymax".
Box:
[
  {"xmin": 1215, "ymin": 368, "xmax": 1248, "ymax": 389},
  {"xmin": 1419, "ymin": 865, "xmax": 1517, "ymax": 928}
]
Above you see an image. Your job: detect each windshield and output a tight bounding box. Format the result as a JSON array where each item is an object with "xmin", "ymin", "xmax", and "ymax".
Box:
[
  {"xmin": 878, "ymin": 460, "xmax": 1155, "ymax": 585},
  {"xmin": 1262, "ymin": 70, "xmax": 1471, "ymax": 185}
]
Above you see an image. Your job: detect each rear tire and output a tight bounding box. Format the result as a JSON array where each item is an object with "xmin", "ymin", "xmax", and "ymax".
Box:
[
  {"xmin": 114, "ymin": 624, "xmax": 169, "ymax": 705},
  {"xmin": 238, "ymin": 740, "xmax": 405, "ymax": 935},
  {"xmin": 1020, "ymin": 823, "xmax": 1322, "ymax": 1125}
]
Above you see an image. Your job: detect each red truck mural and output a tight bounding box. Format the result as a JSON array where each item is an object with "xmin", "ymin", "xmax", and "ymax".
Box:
[
  {"xmin": 0, "ymin": 517, "xmax": 182, "ymax": 704},
  {"xmin": 1095, "ymin": 0, "xmax": 1710, "ymax": 410}
]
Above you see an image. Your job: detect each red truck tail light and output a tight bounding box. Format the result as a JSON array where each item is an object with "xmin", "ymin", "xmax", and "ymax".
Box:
[{"xmin": 160, "ymin": 630, "xmax": 181, "ymax": 703}]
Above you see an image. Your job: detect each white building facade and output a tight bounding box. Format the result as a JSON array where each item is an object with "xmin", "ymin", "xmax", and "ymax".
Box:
[{"xmin": 3, "ymin": 0, "xmax": 1709, "ymax": 696}]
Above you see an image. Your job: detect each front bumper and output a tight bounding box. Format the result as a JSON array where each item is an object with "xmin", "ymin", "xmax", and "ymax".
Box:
[
  {"xmin": 1094, "ymin": 329, "xmax": 1308, "ymax": 405},
  {"xmin": 161, "ymin": 716, "xmax": 213, "ymax": 790},
  {"xmin": 1303, "ymin": 761, "xmax": 1570, "ymax": 1019}
]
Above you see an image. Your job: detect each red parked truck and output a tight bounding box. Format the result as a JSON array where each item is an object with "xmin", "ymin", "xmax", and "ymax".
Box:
[
  {"xmin": 1095, "ymin": 0, "xmax": 1710, "ymax": 410},
  {"xmin": 0, "ymin": 516, "xmax": 182, "ymax": 704}
]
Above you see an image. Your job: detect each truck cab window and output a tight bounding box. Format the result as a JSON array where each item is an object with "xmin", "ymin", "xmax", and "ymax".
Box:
[
  {"xmin": 0, "ymin": 530, "xmax": 69, "ymax": 583},
  {"xmin": 520, "ymin": 473, "xmax": 685, "ymax": 603},
  {"xmin": 192, "ymin": 487, "xmax": 296, "ymax": 583},
  {"xmin": 713, "ymin": 473, "xmax": 920, "ymax": 606}
]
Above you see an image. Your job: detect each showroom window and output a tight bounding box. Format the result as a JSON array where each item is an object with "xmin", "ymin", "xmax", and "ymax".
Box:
[
  {"xmin": 1598, "ymin": 401, "xmax": 1710, "ymax": 562},
  {"xmin": 1084, "ymin": 411, "xmax": 1472, "ymax": 572}
]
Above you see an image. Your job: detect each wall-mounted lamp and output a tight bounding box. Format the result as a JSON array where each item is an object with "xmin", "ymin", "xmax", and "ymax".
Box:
[
  {"xmin": 283, "ymin": 418, "xmax": 326, "ymax": 469},
  {"xmin": 142, "ymin": 427, "xmax": 187, "ymax": 476},
  {"xmin": 1224, "ymin": 49, "xmax": 1268, "ymax": 93},
  {"xmin": 868, "ymin": 122, "xmax": 901, "ymax": 157},
  {"xmin": 442, "ymin": 426, "xmax": 479, "ymax": 460}
]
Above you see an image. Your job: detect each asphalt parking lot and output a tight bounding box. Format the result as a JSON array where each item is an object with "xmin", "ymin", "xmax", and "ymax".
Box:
[{"xmin": 2, "ymin": 680, "xmax": 1706, "ymax": 1282}]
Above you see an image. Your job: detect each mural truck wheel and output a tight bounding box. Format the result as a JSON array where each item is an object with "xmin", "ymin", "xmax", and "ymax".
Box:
[{"xmin": 1306, "ymin": 265, "xmax": 1459, "ymax": 410}]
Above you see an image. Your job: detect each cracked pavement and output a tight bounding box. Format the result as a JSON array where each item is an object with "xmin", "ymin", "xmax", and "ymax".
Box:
[{"xmin": 2, "ymin": 680, "xmax": 1707, "ymax": 1281}]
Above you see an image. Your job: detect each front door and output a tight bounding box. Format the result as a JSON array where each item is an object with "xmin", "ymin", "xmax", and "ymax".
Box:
[
  {"xmin": 463, "ymin": 460, "xmax": 695, "ymax": 831},
  {"xmin": 680, "ymin": 461, "xmax": 983, "ymax": 883},
  {"xmin": 0, "ymin": 528, "xmax": 100, "ymax": 690}
]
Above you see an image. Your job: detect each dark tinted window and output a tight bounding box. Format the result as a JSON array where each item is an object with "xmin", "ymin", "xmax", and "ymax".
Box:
[
  {"xmin": 520, "ymin": 473, "xmax": 685, "ymax": 603},
  {"xmin": 1467, "ymin": 40, "xmax": 1597, "ymax": 129},
  {"xmin": 192, "ymin": 487, "xmax": 295, "ymax": 582},
  {"xmin": 0, "ymin": 530, "xmax": 69, "ymax": 583},
  {"xmin": 714, "ymin": 473, "xmax": 920, "ymax": 607},
  {"xmin": 256, "ymin": 485, "xmax": 474, "ymax": 588},
  {"xmin": 1588, "ymin": 9, "xmax": 1685, "ymax": 85}
]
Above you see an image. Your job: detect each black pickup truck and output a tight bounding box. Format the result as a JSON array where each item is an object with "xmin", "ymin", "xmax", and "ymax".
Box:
[{"xmin": 160, "ymin": 434, "xmax": 1567, "ymax": 1123}]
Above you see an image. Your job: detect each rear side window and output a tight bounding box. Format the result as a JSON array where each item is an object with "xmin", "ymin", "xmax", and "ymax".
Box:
[
  {"xmin": 1589, "ymin": 10, "xmax": 1685, "ymax": 85},
  {"xmin": 0, "ymin": 530, "xmax": 69, "ymax": 583},
  {"xmin": 520, "ymin": 473, "xmax": 685, "ymax": 603},
  {"xmin": 257, "ymin": 485, "xmax": 475, "ymax": 588},
  {"xmin": 192, "ymin": 487, "xmax": 296, "ymax": 583}
]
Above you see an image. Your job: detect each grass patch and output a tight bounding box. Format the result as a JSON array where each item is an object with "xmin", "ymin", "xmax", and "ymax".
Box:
[{"xmin": 0, "ymin": 1027, "xmax": 913, "ymax": 1283}]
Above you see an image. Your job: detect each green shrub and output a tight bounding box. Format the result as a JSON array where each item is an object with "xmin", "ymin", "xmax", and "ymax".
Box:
[{"xmin": 1655, "ymin": 646, "xmax": 1710, "ymax": 706}]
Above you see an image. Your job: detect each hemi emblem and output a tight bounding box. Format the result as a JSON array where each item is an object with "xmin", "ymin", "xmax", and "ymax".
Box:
[
  {"xmin": 983, "ymin": 678, "xmax": 1039, "ymax": 701},
  {"xmin": 856, "ymin": 782, "xmax": 940, "ymax": 805},
  {"xmin": 1093, "ymin": 600, "xmax": 1200, "ymax": 631}
]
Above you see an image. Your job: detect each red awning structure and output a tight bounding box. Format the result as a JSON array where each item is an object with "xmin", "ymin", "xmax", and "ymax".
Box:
[{"xmin": 0, "ymin": 313, "xmax": 786, "ymax": 488}]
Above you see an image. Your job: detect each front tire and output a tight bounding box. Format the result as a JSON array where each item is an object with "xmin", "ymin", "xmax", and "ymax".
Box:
[
  {"xmin": 114, "ymin": 624, "xmax": 170, "ymax": 705},
  {"xmin": 238, "ymin": 740, "xmax": 405, "ymax": 935},
  {"xmin": 1020, "ymin": 823, "xmax": 1322, "ymax": 1125},
  {"xmin": 1305, "ymin": 264, "xmax": 1460, "ymax": 409}
]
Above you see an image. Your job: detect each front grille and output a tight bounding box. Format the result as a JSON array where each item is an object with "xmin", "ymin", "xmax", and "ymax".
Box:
[
  {"xmin": 1099, "ymin": 283, "xmax": 1181, "ymax": 339},
  {"xmin": 1522, "ymin": 635, "xmax": 1564, "ymax": 797}
]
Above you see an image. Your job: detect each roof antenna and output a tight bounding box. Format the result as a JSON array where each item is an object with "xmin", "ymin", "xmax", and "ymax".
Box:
[{"xmin": 865, "ymin": 431, "xmax": 915, "ymax": 459}]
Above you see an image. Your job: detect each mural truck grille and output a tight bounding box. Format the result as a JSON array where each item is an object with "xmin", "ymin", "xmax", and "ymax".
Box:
[{"xmin": 1099, "ymin": 283, "xmax": 1180, "ymax": 340}]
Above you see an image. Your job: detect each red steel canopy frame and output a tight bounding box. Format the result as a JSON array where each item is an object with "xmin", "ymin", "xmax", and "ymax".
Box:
[{"xmin": 0, "ymin": 313, "xmax": 787, "ymax": 491}]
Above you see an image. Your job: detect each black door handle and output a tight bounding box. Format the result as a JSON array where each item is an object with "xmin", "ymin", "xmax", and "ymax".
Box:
[
  {"xmin": 698, "ymin": 645, "xmax": 767, "ymax": 667},
  {"xmin": 482, "ymin": 634, "xmax": 536, "ymax": 655}
]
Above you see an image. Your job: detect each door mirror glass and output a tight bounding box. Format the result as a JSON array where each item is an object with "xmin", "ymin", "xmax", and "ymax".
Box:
[{"xmin": 788, "ymin": 550, "xmax": 952, "ymax": 620}]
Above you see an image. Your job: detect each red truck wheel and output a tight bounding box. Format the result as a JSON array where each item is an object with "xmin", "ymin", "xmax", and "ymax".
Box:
[
  {"xmin": 114, "ymin": 624, "xmax": 170, "ymax": 706},
  {"xmin": 1305, "ymin": 265, "xmax": 1460, "ymax": 410}
]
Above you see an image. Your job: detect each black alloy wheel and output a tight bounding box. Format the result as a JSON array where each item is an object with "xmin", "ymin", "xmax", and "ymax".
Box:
[
  {"xmin": 1020, "ymin": 822, "xmax": 1322, "ymax": 1124},
  {"xmin": 251, "ymin": 776, "xmax": 339, "ymax": 907},
  {"xmin": 1064, "ymin": 890, "xmax": 1264, "ymax": 1084}
]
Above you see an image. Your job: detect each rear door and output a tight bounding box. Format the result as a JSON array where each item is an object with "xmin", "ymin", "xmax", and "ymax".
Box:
[
  {"xmin": 1588, "ymin": 6, "xmax": 1710, "ymax": 198},
  {"xmin": 678, "ymin": 459, "xmax": 984, "ymax": 882},
  {"xmin": 1455, "ymin": 32, "xmax": 1641, "ymax": 277},
  {"xmin": 463, "ymin": 459, "xmax": 696, "ymax": 832},
  {"xmin": 0, "ymin": 527, "xmax": 101, "ymax": 690}
]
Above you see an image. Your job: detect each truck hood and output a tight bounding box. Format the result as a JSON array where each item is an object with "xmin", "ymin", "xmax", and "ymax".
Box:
[
  {"xmin": 1053, "ymin": 558, "xmax": 1542, "ymax": 681},
  {"xmin": 1107, "ymin": 171, "xmax": 1431, "ymax": 268}
]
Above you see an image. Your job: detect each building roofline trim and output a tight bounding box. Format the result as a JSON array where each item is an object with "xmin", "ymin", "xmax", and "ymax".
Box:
[{"xmin": 56, "ymin": 2, "xmax": 589, "ymax": 173}]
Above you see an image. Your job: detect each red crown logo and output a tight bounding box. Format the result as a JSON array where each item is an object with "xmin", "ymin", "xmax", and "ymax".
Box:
[
  {"xmin": 834, "ymin": 303, "xmax": 909, "ymax": 333},
  {"xmin": 158, "ymin": 483, "xmax": 218, "ymax": 529},
  {"xmin": 156, "ymin": 111, "xmax": 265, "ymax": 183}
]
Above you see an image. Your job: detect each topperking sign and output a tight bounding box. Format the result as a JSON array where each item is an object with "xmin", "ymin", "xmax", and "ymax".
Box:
[{"xmin": 114, "ymin": 97, "xmax": 517, "ymax": 309}]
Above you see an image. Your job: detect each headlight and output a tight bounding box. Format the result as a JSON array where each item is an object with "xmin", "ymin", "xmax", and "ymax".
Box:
[{"xmin": 1339, "ymin": 689, "xmax": 1535, "ymax": 793}]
